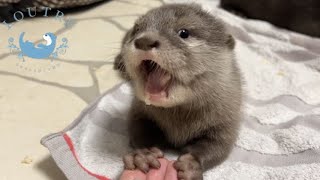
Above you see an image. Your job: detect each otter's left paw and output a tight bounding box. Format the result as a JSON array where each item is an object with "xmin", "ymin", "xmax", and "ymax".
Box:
[{"xmin": 173, "ymin": 153, "xmax": 203, "ymax": 180}]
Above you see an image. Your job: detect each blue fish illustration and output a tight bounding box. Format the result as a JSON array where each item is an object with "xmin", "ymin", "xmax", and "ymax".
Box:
[{"xmin": 19, "ymin": 32, "xmax": 57, "ymax": 59}]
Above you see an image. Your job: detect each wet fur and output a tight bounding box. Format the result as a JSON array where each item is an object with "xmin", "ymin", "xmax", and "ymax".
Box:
[{"xmin": 114, "ymin": 3, "xmax": 242, "ymax": 179}]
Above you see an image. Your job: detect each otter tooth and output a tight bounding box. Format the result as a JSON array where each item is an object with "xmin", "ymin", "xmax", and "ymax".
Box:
[
  {"xmin": 160, "ymin": 91, "xmax": 166, "ymax": 97},
  {"xmin": 145, "ymin": 98, "xmax": 151, "ymax": 105}
]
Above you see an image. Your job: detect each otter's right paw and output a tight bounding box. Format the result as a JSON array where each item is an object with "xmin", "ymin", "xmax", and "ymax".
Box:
[
  {"xmin": 173, "ymin": 153, "xmax": 203, "ymax": 180},
  {"xmin": 123, "ymin": 147, "xmax": 164, "ymax": 173}
]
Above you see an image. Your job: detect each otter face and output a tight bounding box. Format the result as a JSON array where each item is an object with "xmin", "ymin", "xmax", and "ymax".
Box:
[
  {"xmin": 115, "ymin": 4, "xmax": 235, "ymax": 107},
  {"xmin": 43, "ymin": 33, "xmax": 56, "ymax": 46},
  {"xmin": 43, "ymin": 34, "xmax": 52, "ymax": 46}
]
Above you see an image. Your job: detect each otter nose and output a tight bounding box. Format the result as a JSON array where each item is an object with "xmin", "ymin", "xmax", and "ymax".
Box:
[{"xmin": 134, "ymin": 36, "xmax": 160, "ymax": 51}]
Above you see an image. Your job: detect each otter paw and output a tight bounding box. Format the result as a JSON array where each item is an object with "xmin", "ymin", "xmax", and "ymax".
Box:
[
  {"xmin": 123, "ymin": 147, "xmax": 164, "ymax": 173},
  {"xmin": 173, "ymin": 153, "xmax": 203, "ymax": 180}
]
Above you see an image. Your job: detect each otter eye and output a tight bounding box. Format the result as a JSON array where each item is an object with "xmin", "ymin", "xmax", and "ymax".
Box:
[
  {"xmin": 178, "ymin": 29, "xmax": 189, "ymax": 39},
  {"xmin": 132, "ymin": 24, "xmax": 140, "ymax": 35}
]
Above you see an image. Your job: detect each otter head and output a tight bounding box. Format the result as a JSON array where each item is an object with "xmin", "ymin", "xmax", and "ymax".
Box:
[
  {"xmin": 43, "ymin": 33, "xmax": 56, "ymax": 46},
  {"xmin": 114, "ymin": 3, "xmax": 235, "ymax": 108}
]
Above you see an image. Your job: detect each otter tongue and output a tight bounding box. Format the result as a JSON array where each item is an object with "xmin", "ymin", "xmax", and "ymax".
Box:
[{"xmin": 145, "ymin": 68, "xmax": 170, "ymax": 95}]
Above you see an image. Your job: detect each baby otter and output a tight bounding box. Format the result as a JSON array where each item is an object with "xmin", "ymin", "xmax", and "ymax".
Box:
[{"xmin": 114, "ymin": 3, "xmax": 243, "ymax": 180}]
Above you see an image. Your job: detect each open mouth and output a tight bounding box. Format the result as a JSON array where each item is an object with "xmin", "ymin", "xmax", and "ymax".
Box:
[{"xmin": 140, "ymin": 60, "xmax": 172, "ymax": 100}]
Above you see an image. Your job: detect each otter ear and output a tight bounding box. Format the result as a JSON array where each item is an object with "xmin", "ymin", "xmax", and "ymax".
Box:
[{"xmin": 226, "ymin": 34, "xmax": 235, "ymax": 49}]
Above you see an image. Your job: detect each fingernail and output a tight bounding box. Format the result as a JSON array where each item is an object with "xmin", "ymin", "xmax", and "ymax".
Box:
[
  {"xmin": 143, "ymin": 168, "xmax": 149, "ymax": 173},
  {"xmin": 155, "ymin": 164, "xmax": 160, "ymax": 169}
]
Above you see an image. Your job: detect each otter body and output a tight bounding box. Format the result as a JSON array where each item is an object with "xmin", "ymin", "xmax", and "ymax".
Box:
[{"xmin": 114, "ymin": 4, "xmax": 243, "ymax": 180}]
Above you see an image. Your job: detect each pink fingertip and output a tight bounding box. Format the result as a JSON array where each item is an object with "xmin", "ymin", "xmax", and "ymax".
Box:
[
  {"xmin": 119, "ymin": 170, "xmax": 146, "ymax": 180},
  {"xmin": 146, "ymin": 158, "xmax": 169, "ymax": 180},
  {"xmin": 164, "ymin": 161, "xmax": 178, "ymax": 180}
]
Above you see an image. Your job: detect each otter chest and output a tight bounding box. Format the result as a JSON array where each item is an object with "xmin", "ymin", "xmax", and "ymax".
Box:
[{"xmin": 153, "ymin": 113, "xmax": 202, "ymax": 147}]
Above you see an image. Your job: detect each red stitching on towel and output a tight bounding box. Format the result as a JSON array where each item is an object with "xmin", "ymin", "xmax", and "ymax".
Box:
[{"xmin": 63, "ymin": 133, "xmax": 111, "ymax": 180}]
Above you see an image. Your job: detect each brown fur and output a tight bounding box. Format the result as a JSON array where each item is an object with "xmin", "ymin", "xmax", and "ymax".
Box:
[{"xmin": 114, "ymin": 3, "xmax": 243, "ymax": 180}]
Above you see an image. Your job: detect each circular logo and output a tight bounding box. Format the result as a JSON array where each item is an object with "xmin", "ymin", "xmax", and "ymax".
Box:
[{"xmin": 3, "ymin": 7, "xmax": 74, "ymax": 73}]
